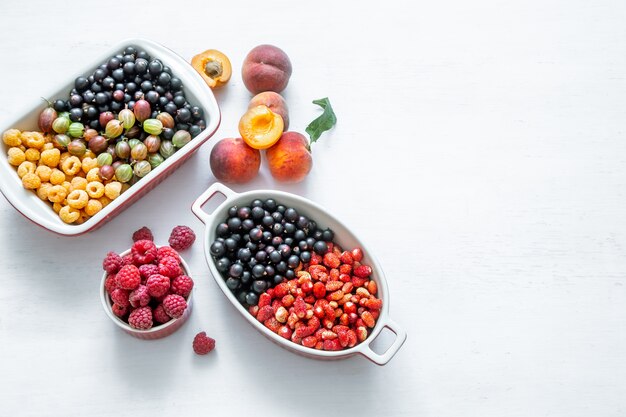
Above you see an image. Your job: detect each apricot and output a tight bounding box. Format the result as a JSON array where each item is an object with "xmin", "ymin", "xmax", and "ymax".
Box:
[
  {"xmin": 242, "ymin": 45, "xmax": 292, "ymax": 94},
  {"xmin": 210, "ymin": 138, "xmax": 260, "ymax": 183},
  {"xmin": 239, "ymin": 105, "xmax": 284, "ymax": 150},
  {"xmin": 266, "ymin": 132, "xmax": 312, "ymax": 183},
  {"xmin": 191, "ymin": 49, "xmax": 232, "ymax": 88},
  {"xmin": 249, "ymin": 92, "xmax": 289, "ymax": 130}
]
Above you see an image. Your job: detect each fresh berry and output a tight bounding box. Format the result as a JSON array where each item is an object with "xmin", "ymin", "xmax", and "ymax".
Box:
[
  {"xmin": 138, "ymin": 264, "xmax": 159, "ymax": 281},
  {"xmin": 128, "ymin": 306, "xmax": 153, "ymax": 330},
  {"xmin": 132, "ymin": 226, "xmax": 154, "ymax": 242},
  {"xmin": 158, "ymin": 256, "xmax": 181, "ymax": 278},
  {"xmin": 131, "ymin": 239, "xmax": 158, "ymax": 265},
  {"xmin": 168, "ymin": 225, "xmax": 196, "ymax": 251},
  {"xmin": 152, "ymin": 304, "xmax": 171, "ymax": 324},
  {"xmin": 104, "ymin": 274, "xmax": 118, "ymax": 295},
  {"xmin": 110, "ymin": 288, "xmax": 130, "ymax": 307},
  {"xmin": 111, "ymin": 303, "xmax": 128, "ymax": 318},
  {"xmin": 129, "ymin": 284, "xmax": 150, "ymax": 308},
  {"xmin": 146, "ymin": 274, "xmax": 170, "ymax": 298},
  {"xmin": 192, "ymin": 331, "xmax": 215, "ymax": 355},
  {"xmin": 122, "ymin": 254, "xmax": 134, "ymax": 266},
  {"xmin": 157, "ymin": 246, "xmax": 180, "ymax": 262},
  {"xmin": 116, "ymin": 265, "xmax": 141, "ymax": 290},
  {"xmin": 162, "ymin": 294, "xmax": 187, "ymax": 319},
  {"xmin": 102, "ymin": 251, "xmax": 123, "ymax": 274},
  {"xmin": 171, "ymin": 275, "xmax": 194, "ymax": 298}
]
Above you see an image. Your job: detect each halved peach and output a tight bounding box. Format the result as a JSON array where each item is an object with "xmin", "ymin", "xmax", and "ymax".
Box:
[
  {"xmin": 191, "ymin": 49, "xmax": 232, "ymax": 88},
  {"xmin": 238, "ymin": 105, "xmax": 284, "ymax": 150}
]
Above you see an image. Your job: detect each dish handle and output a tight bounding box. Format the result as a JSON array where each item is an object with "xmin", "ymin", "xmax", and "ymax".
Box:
[
  {"xmin": 358, "ymin": 318, "xmax": 407, "ymax": 366},
  {"xmin": 192, "ymin": 182, "xmax": 237, "ymax": 225}
]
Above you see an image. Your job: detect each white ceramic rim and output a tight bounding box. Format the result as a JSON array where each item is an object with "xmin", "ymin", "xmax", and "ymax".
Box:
[
  {"xmin": 192, "ymin": 183, "xmax": 407, "ymax": 365},
  {"xmin": 0, "ymin": 38, "xmax": 221, "ymax": 236},
  {"xmin": 99, "ymin": 247, "xmax": 193, "ymax": 335}
]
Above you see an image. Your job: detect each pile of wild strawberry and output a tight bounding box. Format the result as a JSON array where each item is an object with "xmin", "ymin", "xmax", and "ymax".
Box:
[{"xmin": 102, "ymin": 225, "xmax": 196, "ymax": 330}]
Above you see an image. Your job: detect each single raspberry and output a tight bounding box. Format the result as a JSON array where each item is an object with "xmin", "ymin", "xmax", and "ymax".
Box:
[
  {"xmin": 192, "ymin": 332, "xmax": 215, "ymax": 355},
  {"xmin": 116, "ymin": 265, "xmax": 141, "ymax": 290},
  {"xmin": 171, "ymin": 275, "xmax": 194, "ymax": 298},
  {"xmin": 146, "ymin": 274, "xmax": 170, "ymax": 298},
  {"xmin": 138, "ymin": 264, "xmax": 159, "ymax": 282},
  {"xmin": 162, "ymin": 294, "xmax": 187, "ymax": 319},
  {"xmin": 132, "ymin": 226, "xmax": 154, "ymax": 242},
  {"xmin": 111, "ymin": 303, "xmax": 128, "ymax": 318},
  {"xmin": 128, "ymin": 306, "xmax": 153, "ymax": 330},
  {"xmin": 110, "ymin": 288, "xmax": 130, "ymax": 307},
  {"xmin": 159, "ymin": 256, "xmax": 181, "ymax": 278},
  {"xmin": 157, "ymin": 246, "xmax": 180, "ymax": 262},
  {"xmin": 152, "ymin": 304, "xmax": 171, "ymax": 324},
  {"xmin": 102, "ymin": 251, "xmax": 123, "ymax": 274},
  {"xmin": 131, "ymin": 239, "xmax": 158, "ymax": 265},
  {"xmin": 104, "ymin": 273, "xmax": 118, "ymax": 295},
  {"xmin": 168, "ymin": 225, "xmax": 196, "ymax": 251},
  {"xmin": 129, "ymin": 284, "xmax": 150, "ymax": 308}
]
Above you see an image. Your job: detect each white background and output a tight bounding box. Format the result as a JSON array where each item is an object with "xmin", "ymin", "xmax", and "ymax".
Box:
[{"xmin": 1, "ymin": 1, "xmax": 626, "ymax": 416}]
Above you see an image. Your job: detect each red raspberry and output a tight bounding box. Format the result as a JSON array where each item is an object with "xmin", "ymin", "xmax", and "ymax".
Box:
[
  {"xmin": 102, "ymin": 251, "xmax": 123, "ymax": 274},
  {"xmin": 104, "ymin": 274, "xmax": 118, "ymax": 295},
  {"xmin": 131, "ymin": 239, "xmax": 158, "ymax": 265},
  {"xmin": 157, "ymin": 246, "xmax": 180, "ymax": 262},
  {"xmin": 129, "ymin": 284, "xmax": 150, "ymax": 308},
  {"xmin": 168, "ymin": 225, "xmax": 196, "ymax": 251},
  {"xmin": 146, "ymin": 274, "xmax": 170, "ymax": 298},
  {"xmin": 192, "ymin": 331, "xmax": 215, "ymax": 355},
  {"xmin": 111, "ymin": 303, "xmax": 128, "ymax": 318},
  {"xmin": 128, "ymin": 306, "xmax": 153, "ymax": 330},
  {"xmin": 122, "ymin": 254, "xmax": 134, "ymax": 266},
  {"xmin": 116, "ymin": 265, "xmax": 141, "ymax": 290},
  {"xmin": 132, "ymin": 226, "xmax": 154, "ymax": 242},
  {"xmin": 138, "ymin": 264, "xmax": 159, "ymax": 282},
  {"xmin": 171, "ymin": 275, "xmax": 194, "ymax": 298},
  {"xmin": 159, "ymin": 256, "xmax": 181, "ymax": 278},
  {"xmin": 152, "ymin": 304, "xmax": 171, "ymax": 324},
  {"xmin": 110, "ymin": 288, "xmax": 130, "ymax": 307},
  {"xmin": 162, "ymin": 294, "xmax": 187, "ymax": 319}
]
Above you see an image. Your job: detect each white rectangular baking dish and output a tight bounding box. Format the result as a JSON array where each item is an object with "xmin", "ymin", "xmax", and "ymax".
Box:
[{"xmin": 0, "ymin": 38, "xmax": 221, "ymax": 236}]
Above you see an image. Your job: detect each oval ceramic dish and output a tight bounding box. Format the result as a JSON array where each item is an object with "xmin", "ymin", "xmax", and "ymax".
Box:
[
  {"xmin": 100, "ymin": 247, "xmax": 193, "ymax": 340},
  {"xmin": 192, "ymin": 183, "xmax": 407, "ymax": 365},
  {"xmin": 0, "ymin": 38, "xmax": 221, "ymax": 236}
]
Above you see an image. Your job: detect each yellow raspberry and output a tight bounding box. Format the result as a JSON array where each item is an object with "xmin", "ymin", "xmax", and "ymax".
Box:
[
  {"xmin": 67, "ymin": 189, "xmax": 88, "ymax": 209},
  {"xmin": 36, "ymin": 165, "xmax": 52, "ymax": 182},
  {"xmin": 49, "ymin": 168, "xmax": 65, "ymax": 185},
  {"xmin": 61, "ymin": 156, "xmax": 81, "ymax": 175},
  {"xmin": 104, "ymin": 181, "xmax": 122, "ymax": 200},
  {"xmin": 86, "ymin": 167, "xmax": 102, "ymax": 182},
  {"xmin": 36, "ymin": 182, "xmax": 52, "ymax": 201},
  {"xmin": 70, "ymin": 176, "xmax": 88, "ymax": 191},
  {"xmin": 2, "ymin": 129, "xmax": 21, "ymax": 146},
  {"xmin": 7, "ymin": 147, "xmax": 25, "ymax": 166},
  {"xmin": 84, "ymin": 199, "xmax": 103, "ymax": 216},
  {"xmin": 40, "ymin": 148, "xmax": 61, "ymax": 168},
  {"xmin": 98, "ymin": 196, "xmax": 112, "ymax": 208},
  {"xmin": 59, "ymin": 205, "xmax": 80, "ymax": 224},
  {"xmin": 42, "ymin": 143, "xmax": 54, "ymax": 151},
  {"xmin": 86, "ymin": 181, "xmax": 105, "ymax": 198},
  {"xmin": 17, "ymin": 161, "xmax": 36, "ymax": 178},
  {"xmin": 21, "ymin": 173, "xmax": 41, "ymax": 190},
  {"xmin": 21, "ymin": 132, "xmax": 45, "ymax": 149},
  {"xmin": 47, "ymin": 185, "xmax": 67, "ymax": 203},
  {"xmin": 59, "ymin": 152, "xmax": 71, "ymax": 166},
  {"xmin": 24, "ymin": 148, "xmax": 40, "ymax": 162},
  {"xmin": 81, "ymin": 157, "xmax": 98, "ymax": 173}
]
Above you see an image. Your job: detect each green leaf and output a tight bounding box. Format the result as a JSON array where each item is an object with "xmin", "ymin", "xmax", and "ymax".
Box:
[{"xmin": 305, "ymin": 97, "xmax": 337, "ymax": 147}]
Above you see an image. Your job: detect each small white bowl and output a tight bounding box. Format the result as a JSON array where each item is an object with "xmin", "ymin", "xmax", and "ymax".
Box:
[
  {"xmin": 0, "ymin": 38, "xmax": 221, "ymax": 236},
  {"xmin": 192, "ymin": 183, "xmax": 407, "ymax": 365},
  {"xmin": 100, "ymin": 247, "xmax": 193, "ymax": 340}
]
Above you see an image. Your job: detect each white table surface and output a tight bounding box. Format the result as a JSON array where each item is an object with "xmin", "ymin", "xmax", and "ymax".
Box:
[{"xmin": 2, "ymin": 1, "xmax": 626, "ymax": 416}]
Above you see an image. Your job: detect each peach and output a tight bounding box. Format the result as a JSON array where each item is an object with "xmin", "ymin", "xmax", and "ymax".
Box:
[
  {"xmin": 266, "ymin": 132, "xmax": 312, "ymax": 183},
  {"xmin": 210, "ymin": 138, "xmax": 260, "ymax": 183},
  {"xmin": 242, "ymin": 45, "xmax": 292, "ymax": 94},
  {"xmin": 249, "ymin": 92, "xmax": 289, "ymax": 130},
  {"xmin": 239, "ymin": 105, "xmax": 284, "ymax": 150}
]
